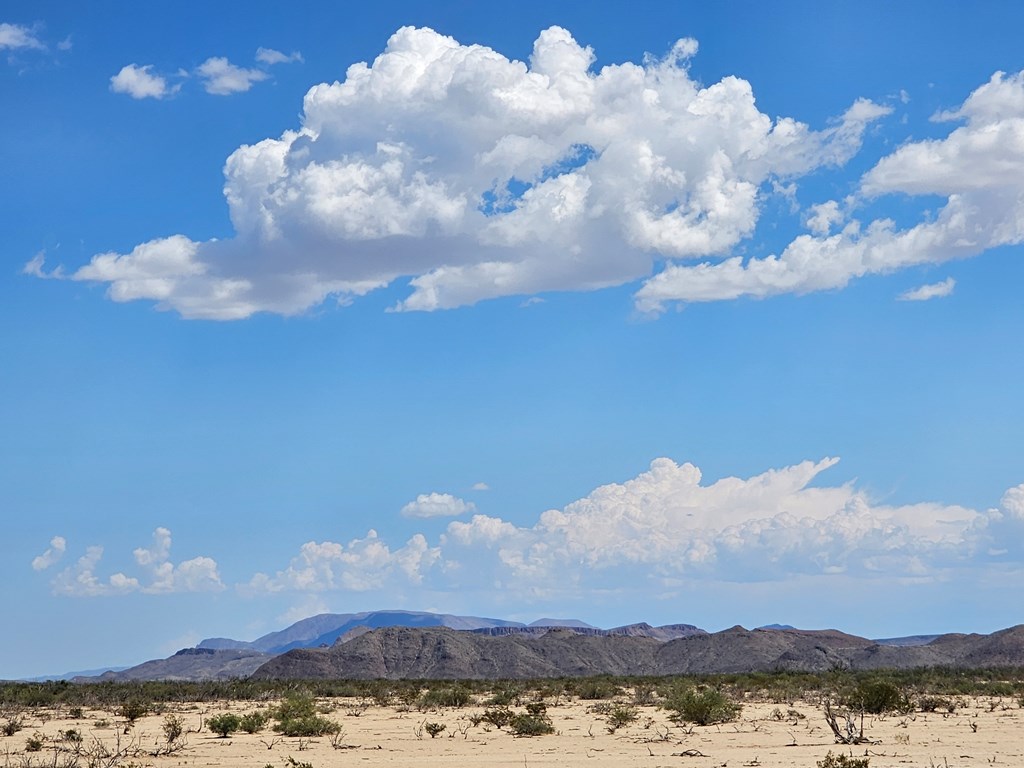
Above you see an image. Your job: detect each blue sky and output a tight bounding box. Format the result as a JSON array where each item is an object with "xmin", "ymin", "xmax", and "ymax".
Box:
[{"xmin": 3, "ymin": 1, "xmax": 1024, "ymax": 679}]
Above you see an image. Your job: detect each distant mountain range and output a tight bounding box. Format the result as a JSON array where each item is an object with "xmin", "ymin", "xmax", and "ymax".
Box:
[
  {"xmin": 39, "ymin": 610, "xmax": 1024, "ymax": 683},
  {"xmin": 197, "ymin": 610, "xmax": 526, "ymax": 655}
]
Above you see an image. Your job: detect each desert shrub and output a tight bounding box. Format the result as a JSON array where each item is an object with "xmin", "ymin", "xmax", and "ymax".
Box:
[
  {"xmin": 631, "ymin": 683, "xmax": 656, "ymax": 706},
  {"xmin": 207, "ymin": 713, "xmax": 241, "ymax": 738},
  {"xmin": 573, "ymin": 678, "xmax": 621, "ymax": 700},
  {"xmin": 366, "ymin": 682, "xmax": 393, "ymax": 707},
  {"xmin": 1, "ymin": 715, "xmax": 24, "ymax": 736},
  {"xmin": 605, "ymin": 704, "xmax": 638, "ymax": 733},
  {"xmin": 272, "ymin": 694, "xmax": 340, "ymax": 737},
  {"xmin": 662, "ymin": 686, "xmax": 740, "ymax": 726},
  {"xmin": 419, "ymin": 686, "xmax": 471, "ymax": 710},
  {"xmin": 817, "ymin": 751, "xmax": 869, "ymax": 768},
  {"xmin": 477, "ymin": 706, "xmax": 514, "ymax": 729},
  {"xmin": 424, "ymin": 722, "xmax": 446, "ymax": 738},
  {"xmin": 67, "ymin": 707, "xmax": 84, "ymax": 720},
  {"xmin": 58, "ymin": 728, "xmax": 83, "ymax": 744},
  {"xmin": 508, "ymin": 703, "xmax": 554, "ymax": 737},
  {"xmin": 25, "ymin": 732, "xmax": 46, "ymax": 752},
  {"xmin": 162, "ymin": 714, "xmax": 185, "ymax": 743},
  {"xmin": 847, "ymin": 680, "xmax": 911, "ymax": 715},
  {"xmin": 240, "ymin": 710, "xmax": 269, "ymax": 734},
  {"xmin": 917, "ymin": 695, "xmax": 955, "ymax": 713},
  {"xmin": 118, "ymin": 699, "xmax": 149, "ymax": 725},
  {"xmin": 986, "ymin": 681, "xmax": 1015, "ymax": 697},
  {"xmin": 486, "ymin": 685, "xmax": 522, "ymax": 706}
]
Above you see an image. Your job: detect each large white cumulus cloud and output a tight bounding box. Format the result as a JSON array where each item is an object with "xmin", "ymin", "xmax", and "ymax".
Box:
[
  {"xmin": 635, "ymin": 71, "xmax": 1024, "ymax": 310},
  {"xmin": 61, "ymin": 26, "xmax": 891, "ymax": 319}
]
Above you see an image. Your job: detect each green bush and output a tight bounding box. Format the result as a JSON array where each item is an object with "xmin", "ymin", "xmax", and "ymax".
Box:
[
  {"xmin": 574, "ymin": 679, "xmax": 621, "ymax": 700},
  {"xmin": 662, "ymin": 686, "xmax": 740, "ymax": 726},
  {"xmin": 508, "ymin": 709, "xmax": 554, "ymax": 736},
  {"xmin": 817, "ymin": 751, "xmax": 869, "ymax": 768},
  {"xmin": 605, "ymin": 704, "xmax": 638, "ymax": 732},
  {"xmin": 207, "ymin": 713, "xmax": 241, "ymax": 738},
  {"xmin": 419, "ymin": 686, "xmax": 471, "ymax": 709},
  {"xmin": 272, "ymin": 694, "xmax": 340, "ymax": 737},
  {"xmin": 847, "ymin": 680, "xmax": 910, "ymax": 715},
  {"xmin": 424, "ymin": 722, "xmax": 446, "ymax": 738},
  {"xmin": 240, "ymin": 710, "xmax": 269, "ymax": 733},
  {"xmin": 118, "ymin": 699, "xmax": 149, "ymax": 725},
  {"xmin": 24, "ymin": 732, "xmax": 45, "ymax": 752},
  {"xmin": 1, "ymin": 715, "xmax": 23, "ymax": 737},
  {"xmin": 486, "ymin": 685, "xmax": 523, "ymax": 706},
  {"xmin": 476, "ymin": 706, "xmax": 513, "ymax": 729},
  {"xmin": 917, "ymin": 695, "xmax": 955, "ymax": 713},
  {"xmin": 162, "ymin": 714, "xmax": 185, "ymax": 743}
]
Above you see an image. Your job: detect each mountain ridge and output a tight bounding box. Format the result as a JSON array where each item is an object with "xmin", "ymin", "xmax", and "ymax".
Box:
[{"xmin": 62, "ymin": 610, "xmax": 1024, "ymax": 683}]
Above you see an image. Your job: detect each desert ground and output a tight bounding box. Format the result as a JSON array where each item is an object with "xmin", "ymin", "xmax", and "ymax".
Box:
[{"xmin": 3, "ymin": 691, "xmax": 1024, "ymax": 768}]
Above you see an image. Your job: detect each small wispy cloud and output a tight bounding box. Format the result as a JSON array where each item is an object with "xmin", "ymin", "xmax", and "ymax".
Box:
[
  {"xmin": 31, "ymin": 536, "xmax": 66, "ymax": 571},
  {"xmin": 0, "ymin": 22, "xmax": 46, "ymax": 52},
  {"xmin": 472, "ymin": 482, "xmax": 490, "ymax": 491},
  {"xmin": 22, "ymin": 251, "xmax": 64, "ymax": 279},
  {"xmin": 899, "ymin": 277, "xmax": 955, "ymax": 301},
  {"xmin": 196, "ymin": 57, "xmax": 268, "ymax": 95},
  {"xmin": 256, "ymin": 47, "xmax": 303, "ymax": 66},
  {"xmin": 401, "ymin": 492, "xmax": 476, "ymax": 518}
]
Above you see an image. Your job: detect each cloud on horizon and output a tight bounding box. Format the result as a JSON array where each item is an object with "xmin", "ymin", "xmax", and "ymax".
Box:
[
  {"xmin": 42, "ymin": 460, "xmax": 1024, "ymax": 605},
  {"xmin": 48, "ymin": 527, "xmax": 224, "ymax": 596}
]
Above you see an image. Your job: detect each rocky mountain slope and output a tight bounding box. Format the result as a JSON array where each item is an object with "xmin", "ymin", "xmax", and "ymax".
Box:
[
  {"xmin": 250, "ymin": 624, "xmax": 1024, "ymax": 680},
  {"xmin": 83, "ymin": 648, "xmax": 270, "ymax": 682}
]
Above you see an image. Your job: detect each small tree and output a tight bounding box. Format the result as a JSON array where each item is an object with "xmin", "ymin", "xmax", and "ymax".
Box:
[
  {"xmin": 118, "ymin": 699, "xmax": 149, "ymax": 727},
  {"xmin": 207, "ymin": 713, "xmax": 242, "ymax": 738}
]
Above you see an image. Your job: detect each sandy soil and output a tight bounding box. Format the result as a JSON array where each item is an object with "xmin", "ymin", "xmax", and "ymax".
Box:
[{"xmin": 3, "ymin": 694, "xmax": 1023, "ymax": 768}]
